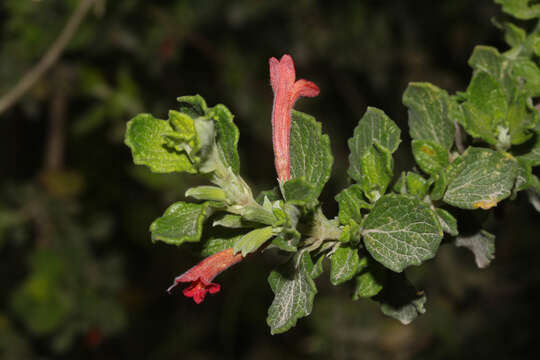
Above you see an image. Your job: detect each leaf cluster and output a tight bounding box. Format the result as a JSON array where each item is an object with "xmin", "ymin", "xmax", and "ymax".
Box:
[{"xmin": 124, "ymin": 1, "xmax": 540, "ymax": 334}]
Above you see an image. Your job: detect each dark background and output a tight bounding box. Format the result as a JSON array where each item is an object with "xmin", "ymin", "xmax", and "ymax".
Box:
[{"xmin": 1, "ymin": 0, "xmax": 540, "ymax": 359}]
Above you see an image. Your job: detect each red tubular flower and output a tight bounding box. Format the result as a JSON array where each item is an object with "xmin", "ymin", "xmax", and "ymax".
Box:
[
  {"xmin": 269, "ymin": 54, "xmax": 320, "ymax": 182},
  {"xmin": 167, "ymin": 248, "xmax": 243, "ymax": 304}
]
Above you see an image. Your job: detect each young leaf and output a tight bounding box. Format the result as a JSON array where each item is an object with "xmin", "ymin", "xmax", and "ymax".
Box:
[
  {"xmin": 518, "ymin": 132, "xmax": 540, "ymax": 166},
  {"xmin": 362, "ymin": 194, "xmax": 443, "ymax": 273},
  {"xmin": 374, "ymin": 272, "xmax": 426, "ymax": 325},
  {"xmin": 359, "ymin": 143, "xmax": 394, "ymax": 201},
  {"xmin": 125, "ymin": 114, "xmax": 196, "ymax": 173},
  {"xmin": 150, "ymin": 202, "xmax": 208, "ymax": 246},
  {"xmin": 353, "ymin": 259, "xmax": 384, "ymax": 299},
  {"xmin": 443, "ymin": 147, "xmax": 518, "ymax": 209},
  {"xmin": 282, "ymin": 177, "xmax": 316, "ymax": 205},
  {"xmin": 405, "ymin": 172, "xmax": 429, "ymax": 198},
  {"xmin": 434, "ymin": 208, "xmax": 459, "ymax": 236},
  {"xmin": 330, "ymin": 246, "xmax": 360, "ymax": 286},
  {"xmin": 288, "ymin": 110, "xmax": 333, "ymax": 201},
  {"xmin": 335, "ymin": 184, "xmax": 370, "ymax": 225},
  {"xmin": 267, "ymin": 252, "xmax": 317, "ymax": 334},
  {"xmin": 403, "ymin": 82, "xmax": 455, "ymax": 149},
  {"xmin": 233, "ymin": 226, "xmax": 274, "ymax": 256},
  {"xmin": 494, "ymin": 0, "xmax": 540, "ymax": 20},
  {"xmin": 456, "ymin": 230, "xmax": 495, "ymax": 268},
  {"xmin": 411, "ymin": 140, "xmax": 449, "ymax": 175},
  {"xmin": 210, "ymin": 104, "xmax": 241, "ymax": 174},
  {"xmin": 348, "ymin": 107, "xmax": 401, "ymax": 183},
  {"xmin": 459, "ymin": 71, "xmax": 508, "ymax": 146},
  {"xmin": 468, "ymin": 46, "xmax": 504, "ymax": 80},
  {"xmin": 201, "ymin": 235, "xmax": 241, "ymax": 257},
  {"xmin": 177, "ymin": 95, "xmax": 208, "ymax": 118}
]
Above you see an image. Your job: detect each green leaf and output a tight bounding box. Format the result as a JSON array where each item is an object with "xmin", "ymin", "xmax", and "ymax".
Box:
[
  {"xmin": 507, "ymin": 91, "xmax": 538, "ymax": 145},
  {"xmin": 455, "ymin": 230, "xmax": 495, "ymax": 268},
  {"xmin": 270, "ymin": 228, "xmax": 300, "ymax": 252},
  {"xmin": 403, "ymin": 82, "xmax": 455, "ymax": 149},
  {"xmin": 162, "ymin": 111, "xmax": 202, "ymax": 166},
  {"xmin": 468, "ymin": 46, "xmax": 504, "ymax": 80},
  {"xmin": 460, "ymin": 71, "xmax": 508, "ymax": 146},
  {"xmin": 282, "ymin": 177, "xmax": 316, "ymax": 205},
  {"xmin": 233, "ymin": 226, "xmax": 274, "ymax": 256},
  {"xmin": 359, "ymin": 143, "xmax": 394, "ymax": 201},
  {"xmin": 374, "ymin": 273, "xmax": 426, "ymax": 325},
  {"xmin": 201, "ymin": 235, "xmax": 240, "ymax": 257},
  {"xmin": 511, "ymin": 58, "xmax": 540, "ymax": 97},
  {"xmin": 177, "ymin": 95, "xmax": 208, "ymax": 118},
  {"xmin": 348, "ymin": 107, "xmax": 401, "ymax": 183},
  {"xmin": 434, "ymin": 208, "xmax": 459, "ymax": 236},
  {"xmin": 503, "ymin": 22, "xmax": 527, "ymax": 48},
  {"xmin": 405, "ymin": 172, "xmax": 429, "ymax": 198},
  {"xmin": 335, "ymin": 184, "xmax": 370, "ymax": 225},
  {"xmin": 209, "ymin": 104, "xmax": 241, "ymax": 174},
  {"xmin": 518, "ymin": 132, "xmax": 540, "ymax": 166},
  {"xmin": 443, "ymin": 148, "xmax": 518, "ymax": 209},
  {"xmin": 495, "ymin": 0, "xmax": 540, "ymax": 20},
  {"xmin": 150, "ymin": 202, "xmax": 208, "ymax": 246},
  {"xmin": 212, "ymin": 214, "xmax": 255, "ymax": 229},
  {"xmin": 353, "ymin": 259, "xmax": 384, "ymax": 299},
  {"xmin": 125, "ymin": 114, "xmax": 196, "ymax": 173},
  {"xmin": 288, "ymin": 110, "xmax": 333, "ymax": 200},
  {"xmin": 362, "ymin": 194, "xmax": 443, "ymax": 272},
  {"xmin": 185, "ymin": 186, "xmax": 227, "ymax": 202},
  {"xmin": 430, "ymin": 171, "xmax": 448, "ymax": 201},
  {"xmin": 412, "ymin": 140, "xmax": 450, "ymax": 175},
  {"xmin": 267, "ymin": 252, "xmax": 317, "ymax": 334},
  {"xmin": 330, "ymin": 246, "xmax": 360, "ymax": 285}
]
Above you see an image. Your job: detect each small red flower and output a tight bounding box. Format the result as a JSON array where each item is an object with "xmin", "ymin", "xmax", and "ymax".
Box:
[
  {"xmin": 269, "ymin": 54, "xmax": 320, "ymax": 182},
  {"xmin": 167, "ymin": 248, "xmax": 243, "ymax": 304}
]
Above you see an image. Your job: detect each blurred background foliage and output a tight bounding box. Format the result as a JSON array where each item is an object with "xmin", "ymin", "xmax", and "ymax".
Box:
[{"xmin": 1, "ymin": 0, "xmax": 539, "ymax": 359}]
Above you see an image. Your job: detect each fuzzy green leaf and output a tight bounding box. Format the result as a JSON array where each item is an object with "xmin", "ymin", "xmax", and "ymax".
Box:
[
  {"xmin": 456, "ymin": 230, "xmax": 496, "ymax": 268},
  {"xmin": 288, "ymin": 110, "xmax": 333, "ymax": 201},
  {"xmin": 282, "ymin": 177, "xmax": 316, "ymax": 205},
  {"xmin": 363, "ymin": 194, "xmax": 443, "ymax": 273},
  {"xmin": 359, "ymin": 143, "xmax": 394, "ymax": 201},
  {"xmin": 210, "ymin": 104, "xmax": 240, "ymax": 174},
  {"xmin": 405, "ymin": 172, "xmax": 429, "ymax": 198},
  {"xmin": 348, "ymin": 107, "xmax": 401, "ymax": 183},
  {"xmin": 330, "ymin": 246, "xmax": 360, "ymax": 285},
  {"xmin": 150, "ymin": 202, "xmax": 208, "ymax": 246},
  {"xmin": 374, "ymin": 273, "xmax": 426, "ymax": 325},
  {"xmin": 443, "ymin": 148, "xmax": 518, "ymax": 209},
  {"xmin": 495, "ymin": 0, "xmax": 540, "ymax": 20},
  {"xmin": 518, "ymin": 132, "xmax": 540, "ymax": 166},
  {"xmin": 267, "ymin": 252, "xmax": 317, "ymax": 334},
  {"xmin": 353, "ymin": 260, "xmax": 384, "ymax": 299},
  {"xmin": 201, "ymin": 235, "xmax": 240, "ymax": 257},
  {"xmin": 125, "ymin": 114, "xmax": 196, "ymax": 173},
  {"xmin": 412, "ymin": 140, "xmax": 450, "ymax": 175},
  {"xmin": 435, "ymin": 208, "xmax": 459, "ymax": 236},
  {"xmin": 177, "ymin": 95, "xmax": 208, "ymax": 118},
  {"xmin": 233, "ymin": 226, "xmax": 273, "ymax": 256},
  {"xmin": 335, "ymin": 184, "xmax": 370, "ymax": 225},
  {"xmin": 460, "ymin": 71, "xmax": 508, "ymax": 146},
  {"xmin": 403, "ymin": 83, "xmax": 455, "ymax": 149}
]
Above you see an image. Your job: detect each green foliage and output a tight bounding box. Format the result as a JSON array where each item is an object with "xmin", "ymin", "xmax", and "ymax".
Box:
[
  {"xmin": 267, "ymin": 253, "xmax": 317, "ymax": 334},
  {"xmin": 443, "ymin": 148, "xmax": 518, "ymax": 209},
  {"xmin": 287, "ymin": 110, "xmax": 333, "ymax": 204},
  {"xmin": 123, "ymin": 0, "xmax": 540, "ymax": 335},
  {"xmin": 362, "ymin": 194, "xmax": 442, "ymax": 273},
  {"xmin": 150, "ymin": 202, "xmax": 208, "ymax": 245},
  {"xmin": 347, "ymin": 107, "xmax": 401, "ymax": 201},
  {"xmin": 403, "ymin": 83, "xmax": 455, "ymax": 149}
]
